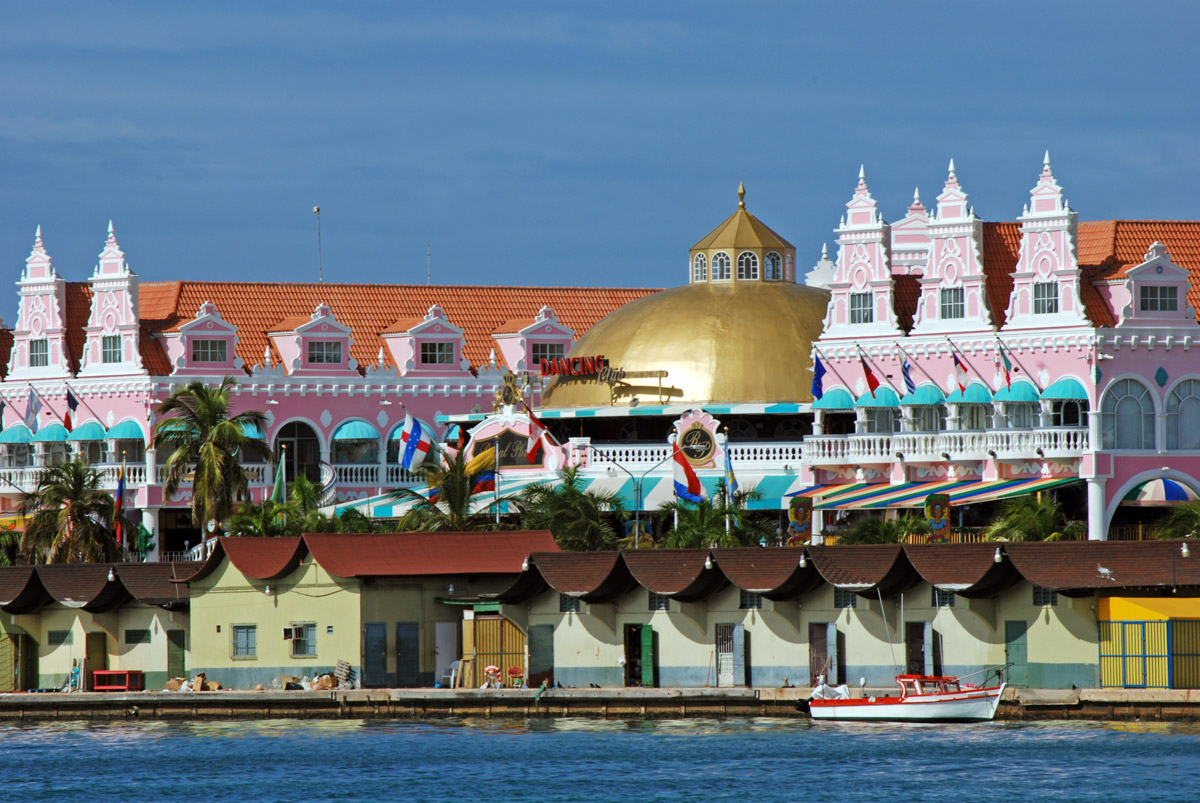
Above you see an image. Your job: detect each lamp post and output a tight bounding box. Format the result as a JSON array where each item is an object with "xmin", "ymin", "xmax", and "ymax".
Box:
[{"xmin": 584, "ymin": 444, "xmax": 674, "ymax": 548}]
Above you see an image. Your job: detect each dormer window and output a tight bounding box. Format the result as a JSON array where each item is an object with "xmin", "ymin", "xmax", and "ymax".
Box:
[
  {"xmin": 849, "ymin": 293, "xmax": 873, "ymax": 324},
  {"xmin": 1140, "ymin": 285, "xmax": 1178, "ymax": 312},
  {"xmin": 712, "ymin": 252, "xmax": 731, "ymax": 281},
  {"xmin": 765, "ymin": 252, "xmax": 782, "ymax": 280},
  {"xmin": 29, "ymin": 339, "xmax": 48, "ymax": 368},
  {"xmin": 1033, "ymin": 282, "xmax": 1058, "ymax": 314},
  {"xmin": 102, "ymin": 335, "xmax": 122, "ymax": 364},
  {"xmin": 307, "ymin": 341, "xmax": 342, "ymax": 364},
  {"xmin": 420, "ymin": 342, "xmax": 454, "ymax": 365},
  {"xmin": 693, "ymin": 254, "xmax": 707, "ymax": 282},
  {"xmin": 737, "ymin": 251, "xmax": 759, "ymax": 280},
  {"xmin": 940, "ymin": 288, "xmax": 965, "ymax": 319},
  {"xmin": 531, "ymin": 342, "xmax": 565, "ymax": 364},
  {"xmin": 191, "ymin": 339, "xmax": 227, "ymax": 363}
]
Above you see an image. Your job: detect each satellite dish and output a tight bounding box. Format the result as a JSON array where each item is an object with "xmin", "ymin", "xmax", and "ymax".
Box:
[{"xmin": 206, "ymin": 519, "xmax": 217, "ymax": 534}]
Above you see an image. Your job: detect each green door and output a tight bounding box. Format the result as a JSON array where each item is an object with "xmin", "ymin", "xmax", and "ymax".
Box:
[
  {"xmin": 166, "ymin": 630, "xmax": 186, "ymax": 680},
  {"xmin": 1005, "ymin": 620, "xmax": 1029, "ymax": 687},
  {"xmin": 640, "ymin": 625, "xmax": 655, "ymax": 687},
  {"xmin": 528, "ymin": 625, "xmax": 554, "ymax": 687}
]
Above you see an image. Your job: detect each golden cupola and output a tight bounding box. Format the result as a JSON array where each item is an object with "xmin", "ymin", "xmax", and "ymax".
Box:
[{"xmin": 542, "ymin": 184, "xmax": 830, "ymax": 408}]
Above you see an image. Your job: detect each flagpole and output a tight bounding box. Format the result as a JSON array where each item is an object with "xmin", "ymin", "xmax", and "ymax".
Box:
[
  {"xmin": 494, "ymin": 432, "xmax": 500, "ymax": 525},
  {"xmin": 811, "ymin": 346, "xmax": 857, "ymax": 392},
  {"xmin": 944, "ymin": 337, "xmax": 995, "ymax": 390},
  {"xmin": 64, "ymin": 382, "xmax": 109, "ymax": 429},
  {"xmin": 855, "ymin": 345, "xmax": 901, "ymax": 395},
  {"xmin": 892, "ymin": 341, "xmax": 941, "ymax": 387},
  {"xmin": 26, "ymin": 384, "xmax": 67, "ymax": 429},
  {"xmin": 996, "ymin": 337, "xmax": 1041, "ymax": 392}
]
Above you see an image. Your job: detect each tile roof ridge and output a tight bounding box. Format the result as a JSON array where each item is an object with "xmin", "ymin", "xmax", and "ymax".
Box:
[{"xmin": 161, "ymin": 280, "xmax": 662, "ymax": 291}]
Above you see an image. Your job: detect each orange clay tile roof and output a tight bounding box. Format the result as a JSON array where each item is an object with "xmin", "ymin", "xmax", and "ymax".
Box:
[
  {"xmin": 492, "ymin": 318, "xmax": 537, "ymax": 335},
  {"xmin": 137, "ymin": 282, "xmax": 659, "ymax": 375},
  {"xmin": 267, "ymin": 315, "xmax": 317, "ymax": 333},
  {"xmin": 1078, "ymin": 221, "xmax": 1200, "ymax": 325},
  {"xmin": 379, "ymin": 318, "xmax": 428, "ymax": 335},
  {"xmin": 981, "ymin": 222, "xmax": 1020, "ymax": 328}
]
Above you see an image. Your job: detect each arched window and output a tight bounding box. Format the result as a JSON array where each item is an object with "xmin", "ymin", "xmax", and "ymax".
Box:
[
  {"xmin": 912, "ymin": 405, "xmax": 948, "ymax": 433},
  {"xmin": 1167, "ymin": 379, "xmax": 1200, "ymax": 449},
  {"xmin": 725, "ymin": 418, "xmax": 757, "ymax": 440},
  {"xmin": 712, "ymin": 252, "xmax": 731, "ymax": 281},
  {"xmin": 1005, "ymin": 403, "xmax": 1038, "ymax": 428},
  {"xmin": 737, "ymin": 252, "xmax": 759, "ymax": 280},
  {"xmin": 692, "ymin": 254, "xmax": 707, "ymax": 282},
  {"xmin": 1101, "ymin": 379, "xmax": 1155, "ymax": 450},
  {"xmin": 765, "ymin": 252, "xmax": 782, "ymax": 280}
]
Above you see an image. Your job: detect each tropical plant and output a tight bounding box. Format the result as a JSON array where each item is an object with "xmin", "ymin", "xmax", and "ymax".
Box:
[
  {"xmin": 0, "ymin": 523, "xmax": 19, "ymax": 566},
  {"xmin": 18, "ymin": 459, "xmax": 126, "ymax": 563},
  {"xmin": 837, "ymin": 514, "xmax": 930, "ymax": 545},
  {"xmin": 389, "ymin": 449, "xmax": 510, "ymax": 532},
  {"xmin": 517, "ymin": 466, "xmax": 627, "ymax": 551},
  {"xmin": 153, "ymin": 377, "xmax": 270, "ymax": 532},
  {"xmin": 984, "ymin": 495, "xmax": 1085, "ymax": 542},
  {"xmin": 659, "ymin": 481, "xmax": 775, "ymax": 548},
  {"xmin": 226, "ymin": 499, "xmax": 301, "ymax": 538},
  {"xmin": 1154, "ymin": 501, "xmax": 1200, "ymax": 540}
]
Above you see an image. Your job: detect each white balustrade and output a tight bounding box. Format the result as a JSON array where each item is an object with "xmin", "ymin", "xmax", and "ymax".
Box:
[{"xmin": 334, "ymin": 463, "xmax": 381, "ymax": 485}]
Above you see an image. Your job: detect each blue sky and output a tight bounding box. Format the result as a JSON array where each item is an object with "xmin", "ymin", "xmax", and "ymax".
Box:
[{"xmin": 3, "ymin": 2, "xmax": 1199, "ymax": 300}]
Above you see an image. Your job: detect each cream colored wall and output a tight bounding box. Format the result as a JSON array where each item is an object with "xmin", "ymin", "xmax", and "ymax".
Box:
[
  {"xmin": 361, "ymin": 579, "xmax": 466, "ymax": 677},
  {"xmin": 188, "ymin": 555, "xmax": 362, "ymax": 686}
]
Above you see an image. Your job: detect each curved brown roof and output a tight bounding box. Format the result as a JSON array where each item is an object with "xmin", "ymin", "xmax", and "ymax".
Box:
[
  {"xmin": 528, "ymin": 552, "xmax": 628, "ymax": 595},
  {"xmin": 807, "ymin": 544, "xmax": 918, "ymax": 597},
  {"xmin": 1004, "ymin": 541, "xmax": 1200, "ymax": 596},
  {"xmin": 183, "ymin": 537, "xmax": 306, "ymax": 584},
  {"xmin": 0, "ymin": 567, "xmax": 52, "ymax": 614},
  {"xmin": 303, "ymin": 531, "xmax": 557, "ymax": 577},
  {"xmin": 115, "ymin": 563, "xmax": 197, "ymax": 608},
  {"xmin": 619, "ymin": 550, "xmax": 725, "ymax": 599},
  {"xmin": 904, "ymin": 543, "xmax": 1021, "ymax": 599},
  {"xmin": 36, "ymin": 565, "xmax": 131, "ymax": 612},
  {"xmin": 712, "ymin": 547, "xmax": 822, "ymax": 599}
]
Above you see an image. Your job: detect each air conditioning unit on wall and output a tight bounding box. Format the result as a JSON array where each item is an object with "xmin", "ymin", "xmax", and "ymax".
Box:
[{"xmin": 282, "ymin": 627, "xmax": 296, "ymax": 640}]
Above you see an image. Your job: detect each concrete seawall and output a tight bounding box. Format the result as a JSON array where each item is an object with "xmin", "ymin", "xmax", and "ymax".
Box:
[{"xmin": 3, "ymin": 687, "xmax": 1200, "ymax": 722}]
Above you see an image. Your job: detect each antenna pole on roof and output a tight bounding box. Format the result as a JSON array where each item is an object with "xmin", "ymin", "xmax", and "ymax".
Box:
[
  {"xmin": 313, "ymin": 206, "xmax": 324, "ymax": 283},
  {"xmin": 427, "ymin": 244, "xmax": 431, "ymax": 285}
]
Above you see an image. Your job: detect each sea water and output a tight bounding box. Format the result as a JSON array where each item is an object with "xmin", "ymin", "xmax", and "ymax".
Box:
[{"xmin": 3, "ymin": 718, "xmax": 1196, "ymax": 802}]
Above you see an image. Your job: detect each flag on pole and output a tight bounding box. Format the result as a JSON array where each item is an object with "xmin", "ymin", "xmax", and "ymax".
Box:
[
  {"xmin": 811, "ymin": 356, "xmax": 826, "ymax": 400},
  {"xmin": 64, "ymin": 390, "xmax": 78, "ymax": 433},
  {"xmin": 723, "ymin": 446, "xmax": 738, "ymax": 499},
  {"xmin": 524, "ymin": 402, "xmax": 548, "ymax": 464},
  {"xmin": 114, "ymin": 460, "xmax": 126, "ymax": 547},
  {"xmin": 470, "ymin": 470, "xmax": 497, "ymax": 495},
  {"xmin": 997, "ymin": 341, "xmax": 1013, "ymax": 389},
  {"xmin": 23, "ymin": 389, "xmax": 41, "ymax": 434},
  {"xmin": 902, "ymin": 359, "xmax": 917, "ymax": 395},
  {"xmin": 952, "ymin": 353, "xmax": 969, "ymax": 393},
  {"xmin": 269, "ymin": 460, "xmax": 287, "ymax": 505},
  {"xmin": 464, "ymin": 446, "xmax": 497, "ymax": 477},
  {"xmin": 860, "ymin": 357, "xmax": 880, "ymax": 398},
  {"xmin": 672, "ymin": 443, "xmax": 705, "ymax": 503},
  {"xmin": 399, "ymin": 413, "xmax": 433, "ymax": 470}
]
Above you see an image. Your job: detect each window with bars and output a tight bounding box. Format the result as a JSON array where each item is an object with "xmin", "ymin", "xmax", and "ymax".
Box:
[
  {"xmin": 649, "ymin": 592, "xmax": 671, "ymax": 611},
  {"xmin": 291, "ymin": 623, "xmax": 317, "ymax": 658},
  {"xmin": 849, "ymin": 293, "xmax": 873, "ymax": 324},
  {"xmin": 712, "ymin": 252, "xmax": 731, "ymax": 281},
  {"xmin": 102, "ymin": 335, "xmax": 122, "ymax": 364},
  {"xmin": 833, "ymin": 589, "xmax": 858, "ymax": 609},
  {"xmin": 1140, "ymin": 285, "xmax": 1178, "ymax": 312},
  {"xmin": 1033, "ymin": 586, "xmax": 1058, "ymax": 607},
  {"xmin": 29, "ymin": 339, "xmax": 48, "ymax": 368},
  {"xmin": 307, "ymin": 341, "xmax": 342, "ymax": 364},
  {"xmin": 739, "ymin": 590, "xmax": 762, "ymax": 610},
  {"xmin": 737, "ymin": 251, "xmax": 759, "ymax": 280},
  {"xmin": 47, "ymin": 630, "xmax": 73, "ymax": 646},
  {"xmin": 232, "ymin": 625, "xmax": 256, "ymax": 658},
  {"xmin": 693, "ymin": 253, "xmax": 707, "ymax": 282},
  {"xmin": 191, "ymin": 339, "xmax": 227, "ymax": 363},
  {"xmin": 420, "ymin": 342, "xmax": 455, "ymax": 365},
  {"xmin": 532, "ymin": 342, "xmax": 565, "ymax": 364},
  {"xmin": 940, "ymin": 287, "xmax": 965, "ymax": 319},
  {"xmin": 1033, "ymin": 282, "xmax": 1058, "ymax": 314},
  {"xmin": 124, "ymin": 629, "xmax": 151, "ymax": 645},
  {"xmin": 559, "ymin": 594, "xmax": 581, "ymax": 613},
  {"xmin": 932, "ymin": 588, "xmax": 956, "ymax": 608}
]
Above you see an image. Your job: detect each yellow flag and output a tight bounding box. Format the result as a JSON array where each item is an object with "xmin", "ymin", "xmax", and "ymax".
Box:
[{"xmin": 464, "ymin": 447, "xmax": 496, "ymax": 477}]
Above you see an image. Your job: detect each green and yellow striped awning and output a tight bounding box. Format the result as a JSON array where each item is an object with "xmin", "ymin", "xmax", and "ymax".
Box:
[{"xmin": 813, "ymin": 477, "xmax": 1079, "ymax": 510}]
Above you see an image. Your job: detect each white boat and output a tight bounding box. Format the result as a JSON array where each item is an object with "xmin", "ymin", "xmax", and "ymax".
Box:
[{"xmin": 801, "ymin": 673, "xmax": 1006, "ymax": 722}]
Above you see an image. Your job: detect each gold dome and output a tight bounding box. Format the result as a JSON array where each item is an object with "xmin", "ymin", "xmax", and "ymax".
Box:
[{"xmin": 542, "ymin": 281, "xmax": 831, "ymax": 407}]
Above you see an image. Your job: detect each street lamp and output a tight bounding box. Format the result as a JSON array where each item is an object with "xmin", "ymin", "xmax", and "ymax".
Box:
[{"xmin": 583, "ymin": 444, "xmax": 674, "ymax": 548}]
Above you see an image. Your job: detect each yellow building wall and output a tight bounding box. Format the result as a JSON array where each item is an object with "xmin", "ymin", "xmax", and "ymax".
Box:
[
  {"xmin": 188, "ymin": 555, "xmax": 362, "ymax": 689},
  {"xmin": 360, "ymin": 579, "xmax": 468, "ymax": 684},
  {"xmin": 1100, "ymin": 597, "xmax": 1200, "ymax": 621}
]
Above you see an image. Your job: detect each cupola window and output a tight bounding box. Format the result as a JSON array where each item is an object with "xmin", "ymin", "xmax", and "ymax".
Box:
[
  {"xmin": 712, "ymin": 252, "xmax": 731, "ymax": 281},
  {"xmin": 1033, "ymin": 282, "xmax": 1058, "ymax": 315},
  {"xmin": 1140, "ymin": 285, "xmax": 1178, "ymax": 312},
  {"xmin": 849, "ymin": 293, "xmax": 873, "ymax": 324},
  {"xmin": 693, "ymin": 254, "xmax": 707, "ymax": 282},
  {"xmin": 940, "ymin": 288, "xmax": 965, "ymax": 319},
  {"xmin": 765, "ymin": 252, "xmax": 782, "ymax": 280},
  {"xmin": 737, "ymin": 252, "xmax": 759, "ymax": 280}
]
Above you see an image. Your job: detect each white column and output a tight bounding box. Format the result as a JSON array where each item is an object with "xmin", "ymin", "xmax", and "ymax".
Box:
[
  {"xmin": 812, "ymin": 410, "xmax": 825, "ymax": 436},
  {"xmin": 144, "ymin": 446, "xmax": 156, "ymax": 485},
  {"xmin": 1087, "ymin": 478, "xmax": 1107, "ymax": 541}
]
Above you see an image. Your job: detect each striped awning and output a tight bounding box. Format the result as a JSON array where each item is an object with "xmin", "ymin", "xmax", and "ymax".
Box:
[{"xmin": 813, "ymin": 477, "xmax": 1080, "ymax": 509}]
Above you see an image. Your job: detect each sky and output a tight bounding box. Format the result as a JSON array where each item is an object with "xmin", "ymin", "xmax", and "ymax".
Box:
[{"xmin": 3, "ymin": 1, "xmax": 1200, "ymax": 309}]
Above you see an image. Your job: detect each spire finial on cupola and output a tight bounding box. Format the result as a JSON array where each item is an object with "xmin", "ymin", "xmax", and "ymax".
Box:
[
  {"xmin": 1044, "ymin": 149, "xmax": 1051, "ymax": 169},
  {"xmin": 821, "ymin": 242, "xmax": 828, "ymax": 259},
  {"xmin": 263, "ymin": 346, "xmax": 272, "ymax": 368},
  {"xmin": 913, "ymin": 187, "xmax": 921, "ymax": 203},
  {"xmin": 107, "ymin": 220, "xmax": 115, "ymax": 241},
  {"xmin": 737, "ymin": 181, "xmax": 746, "ymax": 210},
  {"xmin": 948, "ymin": 157, "xmax": 956, "ymax": 177},
  {"xmin": 35, "ymin": 224, "xmax": 42, "ymax": 244}
]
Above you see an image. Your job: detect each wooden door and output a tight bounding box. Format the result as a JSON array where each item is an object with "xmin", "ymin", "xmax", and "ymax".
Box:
[
  {"xmin": 0, "ymin": 635, "xmax": 15, "ymax": 693},
  {"xmin": 395, "ymin": 622, "xmax": 420, "ymax": 687},
  {"xmin": 1005, "ymin": 620, "xmax": 1029, "ymax": 687},
  {"xmin": 84, "ymin": 632, "xmax": 107, "ymax": 691},
  {"xmin": 905, "ymin": 622, "xmax": 926, "ymax": 675},
  {"xmin": 362, "ymin": 623, "xmax": 387, "ymax": 688},
  {"xmin": 640, "ymin": 625, "xmax": 656, "ymax": 687},
  {"xmin": 809, "ymin": 622, "xmax": 828, "ymax": 683},
  {"xmin": 166, "ymin": 630, "xmax": 186, "ymax": 681}
]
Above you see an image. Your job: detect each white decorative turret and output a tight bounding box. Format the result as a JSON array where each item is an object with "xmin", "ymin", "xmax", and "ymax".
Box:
[
  {"xmin": 79, "ymin": 221, "xmax": 145, "ymax": 377},
  {"xmin": 890, "ymin": 187, "xmax": 931, "ymax": 277},
  {"xmin": 8, "ymin": 226, "xmax": 70, "ymax": 379}
]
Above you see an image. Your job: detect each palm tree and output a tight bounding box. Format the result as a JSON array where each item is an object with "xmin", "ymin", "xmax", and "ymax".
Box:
[
  {"xmin": 19, "ymin": 459, "xmax": 125, "ymax": 563},
  {"xmin": 390, "ymin": 450, "xmax": 510, "ymax": 532},
  {"xmin": 984, "ymin": 495, "xmax": 1085, "ymax": 542},
  {"xmin": 838, "ymin": 514, "xmax": 930, "ymax": 545},
  {"xmin": 226, "ymin": 499, "xmax": 301, "ymax": 538},
  {"xmin": 659, "ymin": 481, "xmax": 775, "ymax": 548},
  {"xmin": 1155, "ymin": 501, "xmax": 1200, "ymax": 540},
  {"xmin": 153, "ymin": 377, "xmax": 270, "ymax": 533},
  {"xmin": 517, "ymin": 466, "xmax": 627, "ymax": 551}
]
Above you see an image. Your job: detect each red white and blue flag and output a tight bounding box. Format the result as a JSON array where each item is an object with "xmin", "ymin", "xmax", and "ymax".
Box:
[
  {"xmin": 524, "ymin": 402, "xmax": 549, "ymax": 463},
  {"xmin": 64, "ymin": 389, "xmax": 78, "ymax": 433},
  {"xmin": 672, "ymin": 443, "xmax": 705, "ymax": 503},
  {"xmin": 114, "ymin": 460, "xmax": 126, "ymax": 547},
  {"xmin": 470, "ymin": 470, "xmax": 497, "ymax": 495},
  {"xmin": 399, "ymin": 413, "xmax": 433, "ymax": 470},
  {"xmin": 952, "ymin": 353, "xmax": 969, "ymax": 393}
]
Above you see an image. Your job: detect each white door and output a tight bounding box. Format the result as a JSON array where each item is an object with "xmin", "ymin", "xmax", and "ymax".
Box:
[{"xmin": 434, "ymin": 622, "xmax": 458, "ymax": 681}]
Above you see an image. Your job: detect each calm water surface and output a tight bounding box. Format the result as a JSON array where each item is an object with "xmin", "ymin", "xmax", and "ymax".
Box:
[{"xmin": 2, "ymin": 717, "xmax": 1195, "ymax": 802}]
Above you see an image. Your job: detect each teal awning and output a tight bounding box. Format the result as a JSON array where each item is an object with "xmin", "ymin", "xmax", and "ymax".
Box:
[
  {"xmin": 0, "ymin": 425, "xmax": 32, "ymax": 444},
  {"xmin": 947, "ymin": 383, "xmax": 992, "ymax": 404},
  {"xmin": 812, "ymin": 388, "xmax": 855, "ymax": 410},
  {"xmin": 855, "ymin": 386, "xmax": 900, "ymax": 408},
  {"xmin": 107, "ymin": 419, "xmax": 145, "ymax": 440},
  {"xmin": 68, "ymin": 421, "xmax": 107, "ymax": 441},
  {"xmin": 1042, "ymin": 377, "xmax": 1088, "ymax": 400},
  {"xmin": 993, "ymin": 382, "xmax": 1040, "ymax": 403},
  {"xmin": 900, "ymin": 385, "xmax": 946, "ymax": 406},
  {"xmin": 32, "ymin": 423, "xmax": 69, "ymax": 442},
  {"xmin": 333, "ymin": 421, "xmax": 379, "ymax": 441}
]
